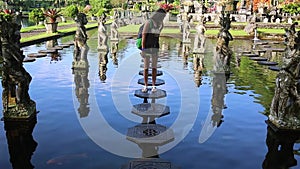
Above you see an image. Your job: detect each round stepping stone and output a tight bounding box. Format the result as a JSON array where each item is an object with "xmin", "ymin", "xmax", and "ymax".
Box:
[
  {"xmin": 48, "ymin": 46, "xmax": 63, "ymax": 50},
  {"xmin": 38, "ymin": 49, "xmax": 57, "ymax": 53},
  {"xmin": 59, "ymin": 44, "xmax": 71, "ymax": 48},
  {"xmin": 134, "ymin": 89, "xmax": 166, "ymax": 99},
  {"xmin": 131, "ymin": 103, "xmax": 170, "ymax": 118},
  {"xmin": 62, "ymin": 41, "xmax": 74, "ymax": 46},
  {"xmin": 270, "ymin": 48, "xmax": 285, "ymax": 52},
  {"xmin": 123, "ymin": 159, "xmax": 180, "ymax": 169},
  {"xmin": 27, "ymin": 53, "xmax": 47, "ymax": 58},
  {"xmin": 255, "ymin": 42, "xmax": 268, "ymax": 45},
  {"xmin": 23, "ymin": 57, "xmax": 36, "ymax": 62},
  {"xmin": 127, "ymin": 123, "xmax": 174, "ymax": 145},
  {"xmin": 138, "ymin": 78, "xmax": 165, "ymax": 86},
  {"xmin": 250, "ymin": 57, "xmax": 268, "ymax": 61},
  {"xmin": 242, "ymin": 53, "xmax": 259, "ymax": 57},
  {"xmin": 241, "ymin": 51, "xmax": 251, "ymax": 54},
  {"xmin": 139, "ymin": 70, "xmax": 163, "ymax": 76},
  {"xmin": 257, "ymin": 61, "xmax": 278, "ymax": 66},
  {"xmin": 140, "ymin": 64, "xmax": 162, "ymax": 68},
  {"xmin": 268, "ymin": 66, "xmax": 281, "ymax": 71}
]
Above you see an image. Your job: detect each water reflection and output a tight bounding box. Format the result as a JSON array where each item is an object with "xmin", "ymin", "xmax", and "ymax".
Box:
[
  {"xmin": 110, "ymin": 41, "xmax": 119, "ymax": 67},
  {"xmin": 262, "ymin": 126, "xmax": 300, "ymax": 169},
  {"xmin": 4, "ymin": 115, "xmax": 38, "ymax": 169},
  {"xmin": 98, "ymin": 50, "xmax": 109, "ymax": 82},
  {"xmin": 124, "ymin": 57, "xmax": 178, "ymax": 168},
  {"xmin": 72, "ymin": 46, "xmax": 90, "ymax": 118},
  {"xmin": 193, "ymin": 53, "xmax": 204, "ymax": 87}
]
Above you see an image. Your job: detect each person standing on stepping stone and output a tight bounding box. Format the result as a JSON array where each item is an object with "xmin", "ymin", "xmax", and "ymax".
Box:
[{"xmin": 140, "ymin": 8, "xmax": 167, "ymax": 93}]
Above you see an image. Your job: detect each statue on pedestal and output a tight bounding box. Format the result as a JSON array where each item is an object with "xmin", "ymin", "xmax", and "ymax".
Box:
[
  {"xmin": 268, "ymin": 23, "xmax": 300, "ymax": 130},
  {"xmin": 73, "ymin": 13, "xmax": 89, "ymax": 69},
  {"xmin": 110, "ymin": 10, "xmax": 119, "ymax": 41},
  {"xmin": 182, "ymin": 21, "xmax": 191, "ymax": 43},
  {"xmin": 0, "ymin": 11, "xmax": 36, "ymax": 119},
  {"xmin": 97, "ymin": 13, "xmax": 108, "ymax": 50},
  {"xmin": 215, "ymin": 12, "xmax": 233, "ymax": 73},
  {"xmin": 193, "ymin": 15, "xmax": 206, "ymax": 53}
]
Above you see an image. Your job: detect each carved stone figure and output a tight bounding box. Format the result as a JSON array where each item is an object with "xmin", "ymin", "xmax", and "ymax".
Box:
[
  {"xmin": 244, "ymin": 14, "xmax": 257, "ymax": 35},
  {"xmin": 268, "ymin": 24, "xmax": 300, "ymax": 130},
  {"xmin": 215, "ymin": 12, "xmax": 233, "ymax": 73},
  {"xmin": 0, "ymin": 13, "xmax": 36, "ymax": 119},
  {"xmin": 182, "ymin": 21, "xmax": 191, "ymax": 43},
  {"xmin": 282, "ymin": 22, "xmax": 300, "ymax": 66},
  {"xmin": 97, "ymin": 14, "xmax": 108, "ymax": 50},
  {"xmin": 73, "ymin": 13, "xmax": 89, "ymax": 69},
  {"xmin": 110, "ymin": 12, "xmax": 119, "ymax": 41},
  {"xmin": 193, "ymin": 15, "xmax": 206, "ymax": 53}
]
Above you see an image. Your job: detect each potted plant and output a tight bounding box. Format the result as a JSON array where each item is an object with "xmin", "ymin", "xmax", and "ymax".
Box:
[{"xmin": 43, "ymin": 8, "xmax": 62, "ymax": 33}]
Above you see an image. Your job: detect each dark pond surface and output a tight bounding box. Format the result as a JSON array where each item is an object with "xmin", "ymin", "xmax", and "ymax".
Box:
[{"xmin": 0, "ymin": 29, "xmax": 299, "ymax": 169}]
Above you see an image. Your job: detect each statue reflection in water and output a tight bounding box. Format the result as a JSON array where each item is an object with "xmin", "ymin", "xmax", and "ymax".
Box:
[
  {"xmin": 73, "ymin": 45, "xmax": 90, "ymax": 118},
  {"xmin": 193, "ymin": 53, "xmax": 204, "ymax": 87},
  {"xmin": 4, "ymin": 115, "xmax": 38, "ymax": 169},
  {"xmin": 98, "ymin": 50, "xmax": 108, "ymax": 82},
  {"xmin": 110, "ymin": 41, "xmax": 118, "ymax": 67},
  {"xmin": 262, "ymin": 126, "xmax": 299, "ymax": 169}
]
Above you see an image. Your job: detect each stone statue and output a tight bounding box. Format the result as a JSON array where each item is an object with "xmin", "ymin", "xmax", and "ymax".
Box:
[
  {"xmin": 269, "ymin": 56, "xmax": 300, "ymax": 129},
  {"xmin": 244, "ymin": 14, "xmax": 257, "ymax": 35},
  {"xmin": 193, "ymin": 15, "xmax": 206, "ymax": 53},
  {"xmin": 182, "ymin": 21, "xmax": 191, "ymax": 43},
  {"xmin": 268, "ymin": 24, "xmax": 300, "ymax": 130},
  {"xmin": 97, "ymin": 13, "xmax": 108, "ymax": 50},
  {"xmin": 99, "ymin": 51, "xmax": 108, "ymax": 82},
  {"xmin": 215, "ymin": 12, "xmax": 233, "ymax": 73},
  {"xmin": 0, "ymin": 13, "xmax": 36, "ymax": 119},
  {"xmin": 73, "ymin": 13, "xmax": 89, "ymax": 69},
  {"xmin": 283, "ymin": 22, "xmax": 300, "ymax": 66},
  {"xmin": 110, "ymin": 11, "xmax": 119, "ymax": 41}
]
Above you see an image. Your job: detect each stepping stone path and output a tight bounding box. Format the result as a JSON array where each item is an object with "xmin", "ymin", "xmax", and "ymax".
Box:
[
  {"xmin": 134, "ymin": 89, "xmax": 166, "ymax": 99},
  {"xmin": 47, "ymin": 46, "xmax": 64, "ymax": 50},
  {"xmin": 257, "ymin": 61, "xmax": 278, "ymax": 66},
  {"xmin": 268, "ymin": 66, "xmax": 281, "ymax": 71},
  {"xmin": 38, "ymin": 49, "xmax": 57, "ymax": 54},
  {"xmin": 58, "ymin": 44, "xmax": 71, "ymax": 48},
  {"xmin": 131, "ymin": 103, "xmax": 170, "ymax": 117},
  {"xmin": 23, "ymin": 57, "xmax": 36, "ymax": 62},
  {"xmin": 27, "ymin": 53, "xmax": 47, "ymax": 58}
]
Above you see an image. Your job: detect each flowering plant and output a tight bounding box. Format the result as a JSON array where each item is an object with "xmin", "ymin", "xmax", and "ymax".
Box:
[
  {"xmin": 160, "ymin": 3, "xmax": 174, "ymax": 12},
  {"xmin": 43, "ymin": 8, "xmax": 62, "ymax": 23}
]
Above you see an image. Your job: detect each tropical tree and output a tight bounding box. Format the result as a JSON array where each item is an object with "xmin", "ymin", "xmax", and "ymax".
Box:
[{"xmin": 29, "ymin": 8, "xmax": 45, "ymax": 25}]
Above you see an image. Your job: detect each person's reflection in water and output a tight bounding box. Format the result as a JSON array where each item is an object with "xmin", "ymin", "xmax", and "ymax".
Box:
[
  {"xmin": 262, "ymin": 126, "xmax": 299, "ymax": 169},
  {"xmin": 4, "ymin": 115, "xmax": 38, "ymax": 169},
  {"xmin": 73, "ymin": 46, "xmax": 90, "ymax": 118},
  {"xmin": 99, "ymin": 50, "xmax": 108, "ymax": 82}
]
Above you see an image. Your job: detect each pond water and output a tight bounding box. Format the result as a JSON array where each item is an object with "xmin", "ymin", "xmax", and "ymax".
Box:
[{"xmin": 0, "ymin": 29, "xmax": 299, "ymax": 169}]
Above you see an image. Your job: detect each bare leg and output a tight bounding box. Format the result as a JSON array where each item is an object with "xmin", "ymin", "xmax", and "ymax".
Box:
[
  {"xmin": 142, "ymin": 55, "xmax": 150, "ymax": 92},
  {"xmin": 151, "ymin": 55, "xmax": 158, "ymax": 92}
]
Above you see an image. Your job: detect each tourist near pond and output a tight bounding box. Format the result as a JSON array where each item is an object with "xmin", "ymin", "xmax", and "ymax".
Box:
[{"xmin": 1, "ymin": 1, "xmax": 300, "ymax": 169}]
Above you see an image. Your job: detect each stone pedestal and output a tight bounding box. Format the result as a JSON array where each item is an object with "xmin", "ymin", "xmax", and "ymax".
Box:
[{"xmin": 45, "ymin": 22, "xmax": 58, "ymax": 33}]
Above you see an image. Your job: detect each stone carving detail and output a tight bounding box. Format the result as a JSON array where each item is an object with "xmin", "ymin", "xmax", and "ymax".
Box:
[
  {"xmin": 0, "ymin": 12, "xmax": 36, "ymax": 119},
  {"xmin": 73, "ymin": 13, "xmax": 89, "ymax": 69},
  {"xmin": 269, "ymin": 23, "xmax": 300, "ymax": 130}
]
